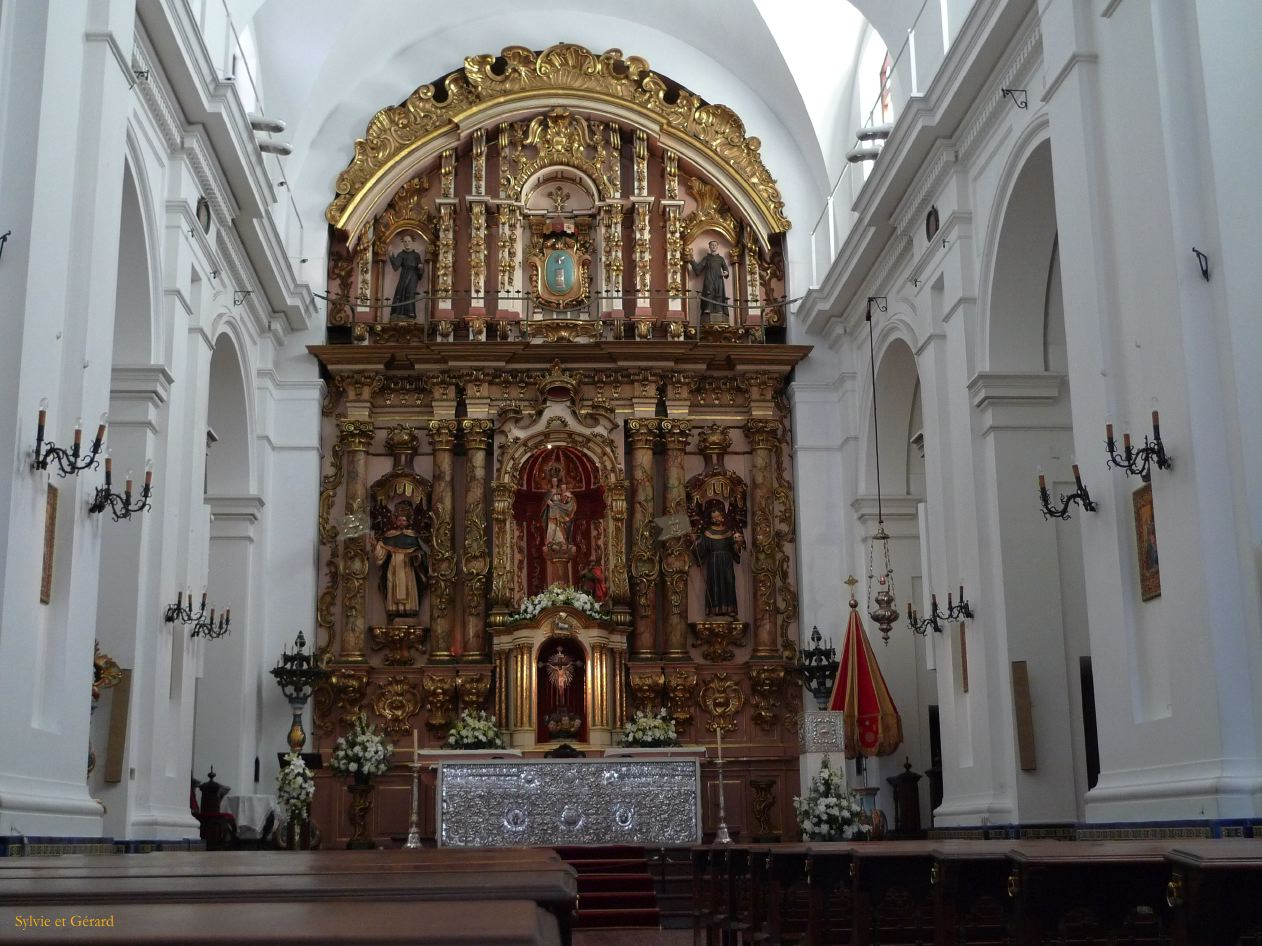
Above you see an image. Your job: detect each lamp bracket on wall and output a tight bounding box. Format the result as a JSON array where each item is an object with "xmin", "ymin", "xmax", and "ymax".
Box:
[
  {"xmin": 0, "ymin": 230, "xmax": 10, "ymax": 264},
  {"xmin": 1001, "ymin": 88, "xmax": 1029, "ymax": 109},
  {"xmin": 233, "ymin": 290, "xmax": 253, "ymax": 306},
  {"xmin": 866, "ymin": 296, "xmax": 887, "ymax": 319},
  {"xmin": 1192, "ymin": 247, "xmax": 1210, "ymax": 281}
]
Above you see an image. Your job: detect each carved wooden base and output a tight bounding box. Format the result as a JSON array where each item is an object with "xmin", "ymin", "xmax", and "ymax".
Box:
[
  {"xmin": 369, "ymin": 624, "xmax": 427, "ymax": 666},
  {"xmin": 346, "ymin": 782, "xmax": 376, "ymax": 849},
  {"xmin": 690, "ymin": 620, "xmax": 749, "ymax": 663}
]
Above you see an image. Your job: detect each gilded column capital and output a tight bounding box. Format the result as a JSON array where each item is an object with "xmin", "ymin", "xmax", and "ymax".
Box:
[
  {"xmin": 460, "ymin": 418, "xmax": 494, "ymax": 449},
  {"xmin": 744, "ymin": 418, "xmax": 781, "ymax": 450},
  {"xmin": 626, "ymin": 417, "xmax": 661, "ymax": 449},
  {"xmin": 338, "ymin": 419, "xmax": 375, "ymax": 452},
  {"xmin": 660, "ymin": 418, "xmax": 692, "ymax": 450},
  {"xmin": 427, "ymin": 419, "xmax": 459, "ymax": 450}
]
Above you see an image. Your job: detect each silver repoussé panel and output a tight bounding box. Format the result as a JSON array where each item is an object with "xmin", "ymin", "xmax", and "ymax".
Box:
[{"xmin": 438, "ymin": 758, "xmax": 701, "ymax": 847}]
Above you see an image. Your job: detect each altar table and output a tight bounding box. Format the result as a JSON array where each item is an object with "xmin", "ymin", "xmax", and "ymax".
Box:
[{"xmin": 437, "ymin": 757, "xmax": 701, "ymax": 847}]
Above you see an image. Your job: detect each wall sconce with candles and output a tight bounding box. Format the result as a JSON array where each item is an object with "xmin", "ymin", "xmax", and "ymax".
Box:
[
  {"xmin": 164, "ymin": 590, "xmax": 231, "ymax": 637},
  {"xmin": 88, "ymin": 456, "xmax": 154, "ymax": 521},
  {"xmin": 191, "ymin": 606, "xmax": 231, "ymax": 640},
  {"xmin": 1105, "ymin": 409, "xmax": 1172, "ymax": 482},
  {"xmin": 32, "ymin": 401, "xmax": 106, "ymax": 476},
  {"xmin": 165, "ymin": 590, "xmax": 208, "ymax": 625},
  {"xmin": 907, "ymin": 586, "xmax": 974, "ymax": 637},
  {"xmin": 1038, "ymin": 463, "xmax": 1097, "ymax": 520}
]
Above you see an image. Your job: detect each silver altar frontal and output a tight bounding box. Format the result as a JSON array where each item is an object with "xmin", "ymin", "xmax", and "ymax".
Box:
[{"xmin": 437, "ymin": 758, "xmax": 701, "ymax": 847}]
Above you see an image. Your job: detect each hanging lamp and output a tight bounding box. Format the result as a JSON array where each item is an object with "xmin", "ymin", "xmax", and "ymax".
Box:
[{"xmin": 865, "ymin": 299, "xmax": 900, "ymax": 644}]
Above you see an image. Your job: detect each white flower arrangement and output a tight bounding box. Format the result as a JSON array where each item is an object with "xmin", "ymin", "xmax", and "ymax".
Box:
[
  {"xmin": 618, "ymin": 709, "xmax": 680, "ymax": 748},
  {"xmin": 327, "ymin": 713, "xmax": 392, "ymax": 782},
  {"xmin": 276, "ymin": 752, "xmax": 315, "ymax": 824},
  {"xmin": 793, "ymin": 756, "xmax": 872, "ymax": 841},
  {"xmin": 508, "ymin": 584, "xmax": 610, "ymax": 623},
  {"xmin": 445, "ymin": 709, "xmax": 505, "ymax": 749}
]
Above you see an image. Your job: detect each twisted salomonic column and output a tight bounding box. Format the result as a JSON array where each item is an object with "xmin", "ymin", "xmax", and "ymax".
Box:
[
  {"xmin": 627, "ymin": 418, "xmax": 659, "ymax": 657},
  {"xmin": 460, "ymin": 419, "xmax": 492, "ymax": 660},
  {"xmin": 746, "ymin": 419, "xmax": 780, "ymax": 657},
  {"xmin": 427, "ymin": 420, "xmax": 458, "ymax": 661},
  {"xmin": 661, "ymin": 419, "xmax": 692, "ymax": 658},
  {"xmin": 338, "ymin": 419, "xmax": 375, "ymax": 663}
]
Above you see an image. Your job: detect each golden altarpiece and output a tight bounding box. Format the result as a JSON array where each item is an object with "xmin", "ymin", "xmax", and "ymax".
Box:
[{"xmin": 309, "ymin": 44, "xmax": 809, "ymax": 845}]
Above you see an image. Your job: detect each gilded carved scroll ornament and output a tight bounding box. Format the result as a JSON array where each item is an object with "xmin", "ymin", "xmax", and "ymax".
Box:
[
  {"xmin": 372, "ymin": 675, "xmax": 423, "ymax": 736},
  {"xmin": 327, "ymin": 43, "xmax": 789, "ymax": 237},
  {"xmin": 700, "ymin": 671, "xmax": 745, "ymax": 735}
]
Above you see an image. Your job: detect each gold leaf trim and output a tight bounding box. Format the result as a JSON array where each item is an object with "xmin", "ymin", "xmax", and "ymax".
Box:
[{"xmin": 327, "ymin": 43, "xmax": 790, "ymax": 236}]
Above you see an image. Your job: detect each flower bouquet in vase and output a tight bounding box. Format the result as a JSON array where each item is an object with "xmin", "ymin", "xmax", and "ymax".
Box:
[
  {"xmin": 618, "ymin": 709, "xmax": 680, "ymax": 748},
  {"xmin": 275, "ymin": 752, "xmax": 317, "ymax": 849},
  {"xmin": 793, "ymin": 755, "xmax": 872, "ymax": 841},
  {"xmin": 445, "ymin": 710, "xmax": 505, "ymax": 749},
  {"xmin": 327, "ymin": 713, "xmax": 392, "ymax": 849}
]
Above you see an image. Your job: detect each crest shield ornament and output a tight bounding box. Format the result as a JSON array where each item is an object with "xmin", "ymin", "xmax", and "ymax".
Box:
[
  {"xmin": 529, "ymin": 233, "xmax": 591, "ymax": 309},
  {"xmin": 545, "ymin": 249, "xmax": 576, "ymax": 296}
]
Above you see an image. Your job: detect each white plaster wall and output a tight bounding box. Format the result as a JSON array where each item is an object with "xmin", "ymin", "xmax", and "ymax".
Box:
[
  {"xmin": 0, "ymin": 1, "xmax": 319, "ymax": 840},
  {"xmin": 796, "ymin": 0, "xmax": 1262, "ymax": 828}
]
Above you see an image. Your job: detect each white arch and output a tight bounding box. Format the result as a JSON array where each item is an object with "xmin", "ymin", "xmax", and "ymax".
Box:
[
  {"xmin": 206, "ymin": 323, "xmax": 258, "ymax": 496},
  {"xmin": 116, "ymin": 127, "xmax": 164, "ymax": 364},
  {"xmin": 975, "ymin": 114, "xmax": 1053, "ymax": 372}
]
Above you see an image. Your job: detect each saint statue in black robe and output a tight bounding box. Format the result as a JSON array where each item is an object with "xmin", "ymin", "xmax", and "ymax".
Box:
[
  {"xmin": 688, "ymin": 240, "xmax": 729, "ymax": 319},
  {"xmin": 691, "ymin": 507, "xmax": 744, "ymax": 618},
  {"xmin": 388, "ymin": 234, "xmax": 424, "ymax": 321}
]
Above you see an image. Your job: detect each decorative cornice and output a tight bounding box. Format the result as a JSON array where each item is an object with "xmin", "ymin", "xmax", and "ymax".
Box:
[
  {"xmin": 957, "ymin": 19, "xmax": 1043, "ymax": 163},
  {"xmin": 327, "ymin": 43, "xmax": 790, "ymax": 238},
  {"xmin": 892, "ymin": 141, "xmax": 959, "ymax": 236},
  {"xmin": 967, "ymin": 371, "xmax": 1063, "ymax": 407}
]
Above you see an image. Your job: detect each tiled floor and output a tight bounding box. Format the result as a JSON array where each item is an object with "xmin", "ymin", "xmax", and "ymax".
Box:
[{"xmin": 572, "ymin": 931, "xmax": 691, "ymax": 946}]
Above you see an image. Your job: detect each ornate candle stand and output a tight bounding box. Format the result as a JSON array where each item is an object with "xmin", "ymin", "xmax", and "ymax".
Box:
[
  {"xmin": 191, "ymin": 608, "xmax": 231, "ymax": 640},
  {"xmin": 404, "ymin": 762, "xmax": 423, "ymax": 849},
  {"xmin": 270, "ymin": 631, "xmax": 329, "ymax": 752},
  {"xmin": 795, "ymin": 625, "xmax": 839, "ymax": 710}
]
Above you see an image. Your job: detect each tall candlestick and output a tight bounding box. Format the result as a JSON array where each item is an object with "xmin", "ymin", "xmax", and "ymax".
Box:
[
  {"xmin": 412, "ymin": 727, "xmax": 419, "ymax": 764},
  {"xmin": 716, "ymin": 725, "xmax": 722, "ymax": 762}
]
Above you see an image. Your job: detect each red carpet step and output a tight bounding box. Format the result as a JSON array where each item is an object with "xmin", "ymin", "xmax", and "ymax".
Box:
[{"xmin": 554, "ymin": 846, "xmax": 662, "ymax": 930}]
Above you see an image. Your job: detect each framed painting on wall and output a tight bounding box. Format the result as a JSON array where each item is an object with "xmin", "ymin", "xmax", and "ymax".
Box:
[
  {"xmin": 41, "ymin": 484, "xmax": 58, "ymax": 604},
  {"xmin": 1133, "ymin": 482, "xmax": 1161, "ymax": 601}
]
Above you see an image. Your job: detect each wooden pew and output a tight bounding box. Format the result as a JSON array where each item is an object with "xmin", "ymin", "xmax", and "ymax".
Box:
[
  {"xmin": 929, "ymin": 841, "xmax": 1009, "ymax": 946},
  {"xmin": 0, "ymin": 850, "xmax": 577, "ymax": 946},
  {"xmin": 764, "ymin": 844, "xmax": 814, "ymax": 946},
  {"xmin": 0, "ymin": 898, "xmax": 559, "ymax": 945},
  {"xmin": 1005, "ymin": 840, "xmax": 1171, "ymax": 945},
  {"xmin": 848, "ymin": 840, "xmax": 937, "ymax": 946},
  {"xmin": 802, "ymin": 844, "xmax": 857, "ymax": 946},
  {"xmin": 1165, "ymin": 839, "xmax": 1262, "ymax": 946}
]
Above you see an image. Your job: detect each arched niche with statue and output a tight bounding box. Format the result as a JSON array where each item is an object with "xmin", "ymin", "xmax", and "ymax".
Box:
[{"xmin": 491, "ymin": 605, "xmax": 628, "ymax": 749}]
